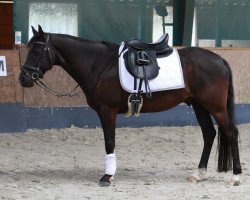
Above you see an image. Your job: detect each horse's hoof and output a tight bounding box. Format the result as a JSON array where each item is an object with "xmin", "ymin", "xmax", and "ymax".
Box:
[
  {"xmin": 228, "ymin": 175, "xmax": 241, "ymax": 186},
  {"xmin": 228, "ymin": 180, "xmax": 241, "ymax": 186},
  {"xmin": 188, "ymin": 175, "xmax": 200, "ymax": 183},
  {"xmin": 188, "ymin": 169, "xmax": 206, "ymax": 183},
  {"xmin": 99, "ymin": 174, "xmax": 114, "ymax": 187}
]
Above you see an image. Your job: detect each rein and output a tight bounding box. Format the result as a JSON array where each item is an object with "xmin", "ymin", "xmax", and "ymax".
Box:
[
  {"xmin": 22, "ymin": 34, "xmax": 81, "ymax": 97},
  {"xmin": 35, "ymin": 79, "xmax": 81, "ymax": 97}
]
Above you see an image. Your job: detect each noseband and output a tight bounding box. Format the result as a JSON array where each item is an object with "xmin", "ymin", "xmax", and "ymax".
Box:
[{"xmin": 21, "ymin": 34, "xmax": 52, "ymax": 81}]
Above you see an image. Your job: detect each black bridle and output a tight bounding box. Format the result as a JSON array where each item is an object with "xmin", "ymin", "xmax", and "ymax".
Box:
[
  {"xmin": 21, "ymin": 34, "xmax": 81, "ymax": 97},
  {"xmin": 21, "ymin": 34, "xmax": 52, "ymax": 81}
]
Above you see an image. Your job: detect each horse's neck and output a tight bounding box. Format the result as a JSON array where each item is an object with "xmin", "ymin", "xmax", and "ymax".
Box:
[{"xmin": 52, "ymin": 35, "xmax": 108, "ymax": 90}]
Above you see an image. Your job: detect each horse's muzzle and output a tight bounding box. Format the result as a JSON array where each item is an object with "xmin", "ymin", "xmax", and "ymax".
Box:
[{"xmin": 19, "ymin": 73, "xmax": 35, "ymax": 87}]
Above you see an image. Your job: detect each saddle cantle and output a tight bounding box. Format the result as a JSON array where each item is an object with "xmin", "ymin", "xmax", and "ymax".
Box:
[{"xmin": 121, "ymin": 34, "xmax": 173, "ymax": 116}]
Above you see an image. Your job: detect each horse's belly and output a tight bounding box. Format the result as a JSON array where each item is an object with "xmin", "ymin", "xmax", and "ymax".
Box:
[{"xmin": 137, "ymin": 89, "xmax": 188, "ymax": 113}]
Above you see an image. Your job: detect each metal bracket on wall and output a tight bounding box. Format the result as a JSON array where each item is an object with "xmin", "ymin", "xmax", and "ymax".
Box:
[{"xmin": 0, "ymin": 1, "xmax": 13, "ymax": 3}]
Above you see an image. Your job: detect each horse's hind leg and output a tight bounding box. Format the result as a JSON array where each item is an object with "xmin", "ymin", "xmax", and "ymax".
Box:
[
  {"xmin": 189, "ymin": 102, "xmax": 216, "ymax": 182},
  {"xmin": 212, "ymin": 110, "xmax": 242, "ymax": 186}
]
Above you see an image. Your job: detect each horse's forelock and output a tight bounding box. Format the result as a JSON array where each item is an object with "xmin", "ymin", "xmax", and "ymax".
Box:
[
  {"xmin": 27, "ymin": 33, "xmax": 48, "ymax": 48},
  {"xmin": 27, "ymin": 36, "xmax": 36, "ymax": 48}
]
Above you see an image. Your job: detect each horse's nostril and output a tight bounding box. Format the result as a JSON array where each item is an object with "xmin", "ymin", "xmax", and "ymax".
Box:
[
  {"xmin": 19, "ymin": 75, "xmax": 26, "ymax": 83},
  {"xmin": 20, "ymin": 76, "xmax": 25, "ymax": 82}
]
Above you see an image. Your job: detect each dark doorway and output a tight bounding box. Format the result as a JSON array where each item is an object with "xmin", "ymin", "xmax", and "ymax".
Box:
[{"xmin": 0, "ymin": 1, "xmax": 13, "ymax": 49}]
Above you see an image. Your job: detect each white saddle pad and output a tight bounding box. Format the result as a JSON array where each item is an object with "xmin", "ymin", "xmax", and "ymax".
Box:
[{"xmin": 118, "ymin": 42, "xmax": 185, "ymax": 93}]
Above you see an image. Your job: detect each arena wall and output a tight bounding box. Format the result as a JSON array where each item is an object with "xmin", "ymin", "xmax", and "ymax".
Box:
[
  {"xmin": 211, "ymin": 48, "xmax": 250, "ymax": 103},
  {"xmin": 0, "ymin": 47, "xmax": 250, "ymax": 132}
]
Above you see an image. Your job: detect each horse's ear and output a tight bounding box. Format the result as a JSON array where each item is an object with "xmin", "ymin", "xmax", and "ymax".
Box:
[
  {"xmin": 38, "ymin": 25, "xmax": 44, "ymax": 36},
  {"xmin": 32, "ymin": 26, "xmax": 38, "ymax": 36}
]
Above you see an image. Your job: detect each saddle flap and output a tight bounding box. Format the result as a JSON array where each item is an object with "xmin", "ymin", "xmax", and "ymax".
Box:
[{"xmin": 123, "ymin": 47, "xmax": 160, "ymax": 80}]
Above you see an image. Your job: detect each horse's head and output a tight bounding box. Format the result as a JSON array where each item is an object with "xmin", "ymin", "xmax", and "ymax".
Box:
[{"xmin": 19, "ymin": 25, "xmax": 53, "ymax": 87}]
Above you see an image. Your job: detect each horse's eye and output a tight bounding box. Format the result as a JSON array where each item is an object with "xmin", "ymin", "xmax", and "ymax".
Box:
[{"xmin": 33, "ymin": 48, "xmax": 40, "ymax": 56}]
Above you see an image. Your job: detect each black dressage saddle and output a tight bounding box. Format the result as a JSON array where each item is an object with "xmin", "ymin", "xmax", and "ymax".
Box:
[
  {"xmin": 121, "ymin": 34, "xmax": 173, "ymax": 115},
  {"xmin": 123, "ymin": 33, "xmax": 173, "ymax": 95}
]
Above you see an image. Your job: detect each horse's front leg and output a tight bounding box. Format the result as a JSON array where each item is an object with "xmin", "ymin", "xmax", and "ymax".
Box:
[{"xmin": 97, "ymin": 107, "xmax": 117, "ymax": 187}]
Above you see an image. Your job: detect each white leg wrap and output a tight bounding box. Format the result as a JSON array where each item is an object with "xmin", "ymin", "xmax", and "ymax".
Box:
[
  {"xmin": 105, "ymin": 153, "xmax": 116, "ymax": 176},
  {"xmin": 189, "ymin": 168, "xmax": 207, "ymax": 182}
]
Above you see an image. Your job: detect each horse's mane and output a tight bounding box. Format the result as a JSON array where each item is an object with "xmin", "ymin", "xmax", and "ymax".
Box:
[
  {"xmin": 56, "ymin": 34, "xmax": 119, "ymax": 49},
  {"xmin": 27, "ymin": 33, "xmax": 119, "ymax": 50}
]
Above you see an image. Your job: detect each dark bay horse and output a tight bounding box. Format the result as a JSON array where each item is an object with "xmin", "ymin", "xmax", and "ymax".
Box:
[{"xmin": 19, "ymin": 26, "xmax": 241, "ymax": 186}]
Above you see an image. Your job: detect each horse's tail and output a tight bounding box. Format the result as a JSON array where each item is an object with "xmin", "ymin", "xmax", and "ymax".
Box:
[{"xmin": 217, "ymin": 59, "xmax": 237, "ymax": 172}]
